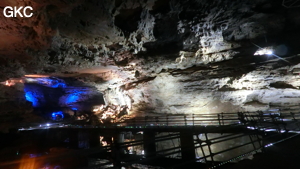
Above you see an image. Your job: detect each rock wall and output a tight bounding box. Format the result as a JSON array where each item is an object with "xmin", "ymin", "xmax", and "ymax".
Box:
[
  {"xmin": 1, "ymin": 0, "xmax": 300, "ymax": 116},
  {"xmin": 0, "ymin": 84, "xmax": 41, "ymax": 132}
]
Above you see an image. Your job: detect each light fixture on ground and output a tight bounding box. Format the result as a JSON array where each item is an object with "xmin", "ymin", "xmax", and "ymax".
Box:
[{"xmin": 254, "ymin": 47, "xmax": 274, "ymax": 56}]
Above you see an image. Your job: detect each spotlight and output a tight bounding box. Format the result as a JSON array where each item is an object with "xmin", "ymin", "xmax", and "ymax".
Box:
[
  {"xmin": 265, "ymin": 50, "xmax": 273, "ymax": 55},
  {"xmin": 254, "ymin": 47, "xmax": 274, "ymax": 56}
]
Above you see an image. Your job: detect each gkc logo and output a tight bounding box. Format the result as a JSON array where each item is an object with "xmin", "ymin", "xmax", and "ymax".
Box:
[{"xmin": 3, "ymin": 6, "xmax": 33, "ymax": 18}]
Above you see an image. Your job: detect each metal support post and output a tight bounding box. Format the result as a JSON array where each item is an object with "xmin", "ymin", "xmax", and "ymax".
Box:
[
  {"xmin": 180, "ymin": 131, "xmax": 195, "ymax": 161},
  {"xmin": 143, "ymin": 131, "xmax": 156, "ymax": 158}
]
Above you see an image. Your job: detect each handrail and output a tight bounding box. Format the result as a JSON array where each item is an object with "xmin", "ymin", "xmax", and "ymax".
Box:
[{"xmin": 15, "ymin": 111, "xmax": 300, "ymax": 132}]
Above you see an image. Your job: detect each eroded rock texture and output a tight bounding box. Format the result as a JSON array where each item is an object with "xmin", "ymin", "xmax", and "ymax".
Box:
[{"xmin": 1, "ymin": 0, "xmax": 300, "ymax": 118}]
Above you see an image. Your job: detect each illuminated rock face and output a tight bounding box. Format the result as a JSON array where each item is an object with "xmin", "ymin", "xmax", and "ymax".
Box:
[{"xmin": 1, "ymin": 0, "xmax": 300, "ymax": 115}]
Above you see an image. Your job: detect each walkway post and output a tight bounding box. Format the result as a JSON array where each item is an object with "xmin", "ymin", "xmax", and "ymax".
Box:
[
  {"xmin": 180, "ymin": 131, "xmax": 195, "ymax": 161},
  {"xmin": 143, "ymin": 131, "xmax": 156, "ymax": 158},
  {"xmin": 69, "ymin": 129, "xmax": 79, "ymax": 149},
  {"xmin": 111, "ymin": 132, "xmax": 125, "ymax": 169},
  {"xmin": 166, "ymin": 115, "xmax": 169, "ymax": 126},
  {"xmin": 89, "ymin": 130, "xmax": 100, "ymax": 148},
  {"xmin": 192, "ymin": 114, "xmax": 194, "ymax": 126}
]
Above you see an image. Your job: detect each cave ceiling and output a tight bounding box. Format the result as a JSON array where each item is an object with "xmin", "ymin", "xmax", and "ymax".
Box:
[{"xmin": 1, "ymin": 0, "xmax": 300, "ymax": 117}]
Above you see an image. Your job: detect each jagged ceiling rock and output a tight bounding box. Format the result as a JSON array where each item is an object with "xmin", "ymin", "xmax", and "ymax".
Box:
[{"xmin": 1, "ymin": 0, "xmax": 300, "ymax": 116}]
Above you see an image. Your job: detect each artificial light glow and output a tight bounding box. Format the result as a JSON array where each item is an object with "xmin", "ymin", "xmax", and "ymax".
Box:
[
  {"xmin": 25, "ymin": 74, "xmax": 49, "ymax": 78},
  {"xmin": 52, "ymin": 111, "xmax": 64, "ymax": 121},
  {"xmin": 5, "ymin": 80, "xmax": 13, "ymax": 86},
  {"xmin": 65, "ymin": 94, "xmax": 80, "ymax": 104},
  {"xmin": 19, "ymin": 156, "xmax": 36, "ymax": 169},
  {"xmin": 93, "ymin": 105, "xmax": 105, "ymax": 112},
  {"xmin": 254, "ymin": 47, "xmax": 274, "ymax": 56},
  {"xmin": 93, "ymin": 105, "xmax": 130, "ymax": 123},
  {"xmin": 1, "ymin": 78, "xmax": 24, "ymax": 86},
  {"xmin": 24, "ymin": 77, "xmax": 66, "ymax": 88},
  {"xmin": 61, "ymin": 88, "xmax": 88, "ymax": 105},
  {"xmin": 128, "ymin": 146, "xmax": 133, "ymax": 154},
  {"xmin": 25, "ymin": 91, "xmax": 41, "ymax": 107},
  {"xmin": 266, "ymin": 50, "xmax": 273, "ymax": 55},
  {"xmin": 265, "ymin": 143, "xmax": 273, "ymax": 147}
]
